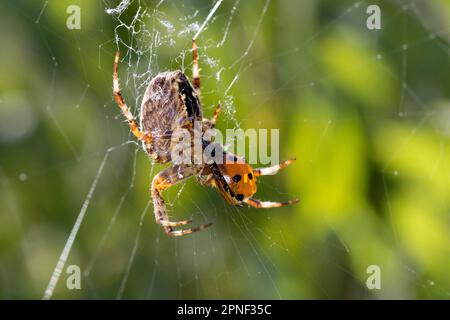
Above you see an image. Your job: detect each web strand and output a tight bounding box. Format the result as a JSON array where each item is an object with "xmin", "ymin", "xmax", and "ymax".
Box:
[{"xmin": 43, "ymin": 143, "xmax": 131, "ymax": 300}]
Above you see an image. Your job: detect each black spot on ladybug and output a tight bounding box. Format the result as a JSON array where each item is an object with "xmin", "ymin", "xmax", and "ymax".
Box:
[
  {"xmin": 233, "ymin": 174, "xmax": 241, "ymax": 183},
  {"xmin": 248, "ymin": 173, "xmax": 253, "ymax": 180},
  {"xmin": 236, "ymin": 194, "xmax": 244, "ymax": 201}
]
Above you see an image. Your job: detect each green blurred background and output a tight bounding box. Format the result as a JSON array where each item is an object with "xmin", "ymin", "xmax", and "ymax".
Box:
[{"xmin": 0, "ymin": 0, "xmax": 449, "ymax": 299}]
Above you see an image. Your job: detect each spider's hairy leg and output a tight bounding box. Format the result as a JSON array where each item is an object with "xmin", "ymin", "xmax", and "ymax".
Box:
[
  {"xmin": 192, "ymin": 39, "xmax": 201, "ymax": 98},
  {"xmin": 113, "ymin": 51, "xmax": 151, "ymax": 144},
  {"xmin": 212, "ymin": 103, "xmax": 221, "ymax": 126},
  {"xmin": 253, "ymin": 158, "xmax": 296, "ymax": 176},
  {"xmin": 151, "ymin": 165, "xmax": 212, "ymax": 237},
  {"xmin": 203, "ymin": 104, "xmax": 221, "ymax": 129},
  {"xmin": 246, "ymin": 159, "xmax": 298, "ymax": 209},
  {"xmin": 244, "ymin": 197, "xmax": 299, "ymax": 208}
]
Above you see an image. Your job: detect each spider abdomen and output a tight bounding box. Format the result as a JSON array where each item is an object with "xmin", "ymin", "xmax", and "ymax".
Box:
[{"xmin": 140, "ymin": 70, "xmax": 203, "ymax": 163}]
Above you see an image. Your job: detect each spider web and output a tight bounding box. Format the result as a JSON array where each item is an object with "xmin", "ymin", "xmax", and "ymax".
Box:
[
  {"xmin": 44, "ymin": 0, "xmax": 275, "ymax": 299},
  {"xmin": 0, "ymin": 0, "xmax": 449, "ymax": 299}
]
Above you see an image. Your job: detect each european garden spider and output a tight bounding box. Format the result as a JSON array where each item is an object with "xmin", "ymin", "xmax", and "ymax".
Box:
[{"xmin": 113, "ymin": 40, "xmax": 298, "ymax": 237}]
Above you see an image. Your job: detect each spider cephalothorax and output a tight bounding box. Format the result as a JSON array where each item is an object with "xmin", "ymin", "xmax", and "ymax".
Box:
[{"xmin": 113, "ymin": 39, "xmax": 298, "ymax": 237}]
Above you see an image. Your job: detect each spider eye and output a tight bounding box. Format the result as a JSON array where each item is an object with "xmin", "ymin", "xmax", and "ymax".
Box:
[
  {"xmin": 236, "ymin": 194, "xmax": 244, "ymax": 201},
  {"xmin": 248, "ymin": 173, "xmax": 253, "ymax": 180},
  {"xmin": 233, "ymin": 174, "xmax": 241, "ymax": 183}
]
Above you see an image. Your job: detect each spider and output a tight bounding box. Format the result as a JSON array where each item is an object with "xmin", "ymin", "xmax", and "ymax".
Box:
[{"xmin": 112, "ymin": 39, "xmax": 298, "ymax": 237}]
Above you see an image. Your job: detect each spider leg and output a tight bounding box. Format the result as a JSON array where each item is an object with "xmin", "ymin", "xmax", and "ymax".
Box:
[
  {"xmin": 113, "ymin": 51, "xmax": 151, "ymax": 144},
  {"xmin": 244, "ymin": 197, "xmax": 299, "ymax": 208},
  {"xmin": 191, "ymin": 39, "xmax": 201, "ymax": 98},
  {"xmin": 169, "ymin": 223, "xmax": 213, "ymax": 236},
  {"xmin": 151, "ymin": 165, "xmax": 212, "ymax": 237},
  {"xmin": 211, "ymin": 103, "xmax": 221, "ymax": 126},
  {"xmin": 159, "ymin": 219, "xmax": 192, "ymax": 227},
  {"xmin": 253, "ymin": 158, "xmax": 296, "ymax": 176}
]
